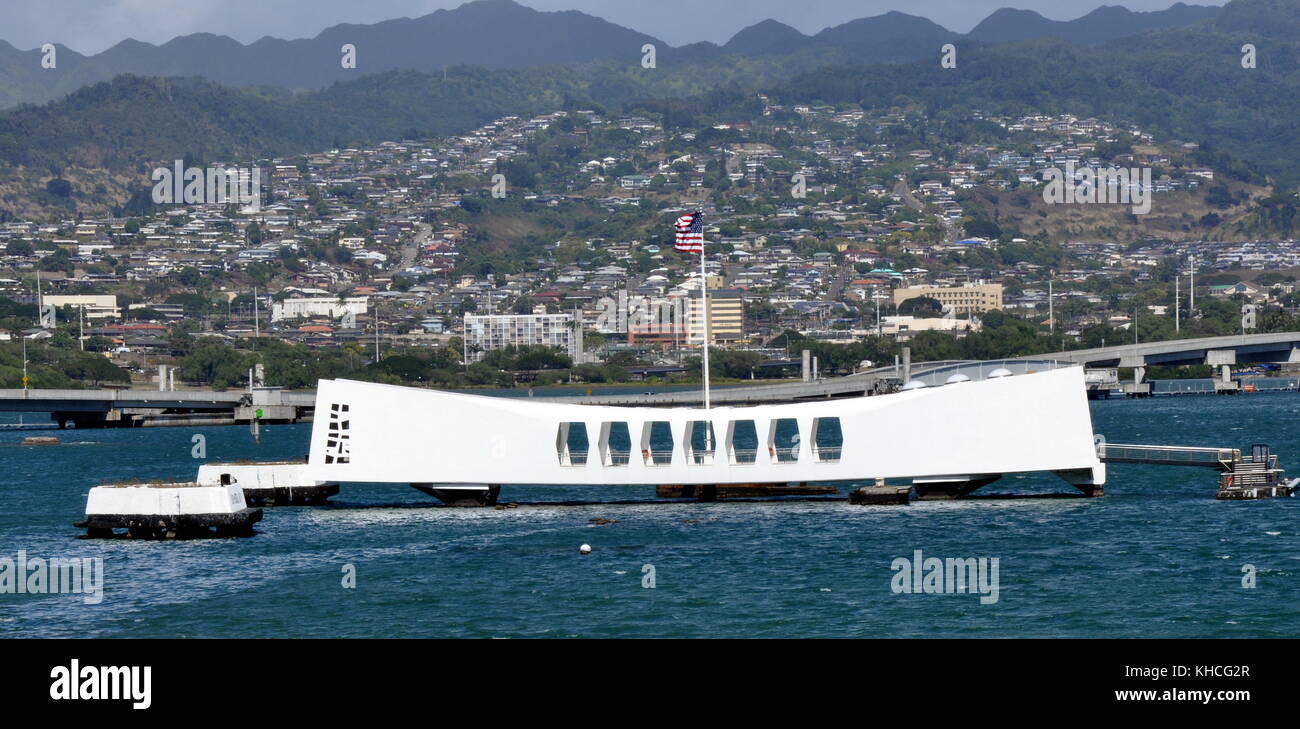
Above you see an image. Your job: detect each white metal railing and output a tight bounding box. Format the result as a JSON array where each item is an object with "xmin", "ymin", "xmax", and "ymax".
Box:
[
  {"xmin": 771, "ymin": 446, "xmax": 799, "ymax": 463},
  {"xmin": 815, "ymin": 446, "xmax": 843, "ymax": 462},
  {"xmin": 1100, "ymin": 443, "xmax": 1238, "ymax": 467},
  {"xmin": 689, "ymin": 450, "xmax": 716, "ymax": 465},
  {"xmin": 909, "ymin": 359, "xmax": 1077, "ymax": 387}
]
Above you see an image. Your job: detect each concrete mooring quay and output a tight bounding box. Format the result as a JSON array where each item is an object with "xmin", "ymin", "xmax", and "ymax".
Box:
[{"xmin": 0, "ymin": 386, "xmax": 314, "ymax": 428}]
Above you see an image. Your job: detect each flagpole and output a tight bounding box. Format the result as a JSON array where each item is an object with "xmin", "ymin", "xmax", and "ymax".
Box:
[
  {"xmin": 677, "ymin": 210, "xmax": 710, "ymax": 410},
  {"xmin": 701, "ymin": 239, "xmax": 710, "ymax": 410}
]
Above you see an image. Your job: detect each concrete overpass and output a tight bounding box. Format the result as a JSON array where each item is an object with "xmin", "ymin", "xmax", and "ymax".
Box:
[
  {"xmin": 546, "ymin": 359, "xmax": 1068, "ymax": 406},
  {"xmin": 560, "ymin": 333, "xmax": 1300, "ymax": 406},
  {"xmin": 1016, "ymin": 332, "xmax": 1300, "ymax": 368},
  {"xmin": 0, "ymin": 360, "xmax": 1075, "ymax": 419},
  {"xmin": 1013, "ymin": 332, "xmax": 1300, "ymax": 397},
  {"xmin": 0, "ymin": 388, "xmax": 315, "ymax": 428},
  {"xmin": 6, "ymin": 332, "xmax": 1298, "ymax": 422}
]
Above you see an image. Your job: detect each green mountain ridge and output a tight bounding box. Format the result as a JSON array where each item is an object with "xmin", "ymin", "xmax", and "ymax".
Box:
[{"xmin": 0, "ymin": 0, "xmax": 1225, "ymax": 109}]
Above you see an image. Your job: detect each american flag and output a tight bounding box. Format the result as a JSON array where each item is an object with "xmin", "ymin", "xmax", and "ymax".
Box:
[{"xmin": 674, "ymin": 211, "xmax": 704, "ymax": 253}]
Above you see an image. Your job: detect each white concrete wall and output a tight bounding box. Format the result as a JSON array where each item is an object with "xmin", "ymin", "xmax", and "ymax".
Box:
[
  {"xmin": 85, "ymin": 483, "xmax": 246, "ymax": 515},
  {"xmin": 306, "ymin": 367, "xmax": 1103, "ymax": 487},
  {"xmin": 196, "ymin": 463, "xmax": 321, "ymax": 490}
]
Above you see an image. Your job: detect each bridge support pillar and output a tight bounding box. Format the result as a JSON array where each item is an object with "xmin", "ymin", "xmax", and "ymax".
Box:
[
  {"xmin": 51, "ymin": 411, "xmax": 115, "ymax": 429},
  {"xmin": 1118, "ymin": 355, "xmax": 1147, "ymax": 391},
  {"xmin": 1289, "ymin": 347, "xmax": 1300, "ymax": 363},
  {"xmin": 1205, "ymin": 349, "xmax": 1236, "ymax": 366},
  {"xmin": 1118, "ymin": 355, "xmax": 1145, "ymax": 384}
]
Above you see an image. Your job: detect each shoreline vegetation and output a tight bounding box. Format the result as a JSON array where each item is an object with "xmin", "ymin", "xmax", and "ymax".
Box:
[{"xmin": 5, "ymin": 302, "xmax": 1300, "ymax": 392}]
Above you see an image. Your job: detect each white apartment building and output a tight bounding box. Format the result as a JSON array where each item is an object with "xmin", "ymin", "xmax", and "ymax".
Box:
[
  {"xmin": 270, "ymin": 297, "xmax": 369, "ymax": 323},
  {"xmin": 464, "ymin": 313, "xmax": 576, "ymax": 362}
]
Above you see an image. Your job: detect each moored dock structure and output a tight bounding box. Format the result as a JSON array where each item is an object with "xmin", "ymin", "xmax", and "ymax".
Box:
[
  {"xmin": 196, "ymin": 461, "xmax": 339, "ymax": 506},
  {"xmin": 1098, "ymin": 442, "xmax": 1298, "ymax": 499},
  {"xmin": 75, "ymin": 481, "xmax": 262, "ymax": 538}
]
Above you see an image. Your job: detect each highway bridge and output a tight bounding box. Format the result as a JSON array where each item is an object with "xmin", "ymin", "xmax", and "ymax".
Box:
[
  {"xmin": 1014, "ymin": 332, "xmax": 1300, "ymax": 368},
  {"xmin": 0, "ymin": 387, "xmax": 315, "ymax": 428},
  {"xmin": 554, "ymin": 331, "xmax": 1300, "ymax": 405},
  {"xmin": 0, "ymin": 358, "xmax": 1031, "ymax": 422},
  {"xmin": 4, "ymin": 332, "xmax": 1299, "ymax": 424},
  {"xmin": 1013, "ymin": 331, "xmax": 1300, "ymax": 397},
  {"xmin": 545, "ymin": 359, "xmax": 1063, "ymax": 406}
]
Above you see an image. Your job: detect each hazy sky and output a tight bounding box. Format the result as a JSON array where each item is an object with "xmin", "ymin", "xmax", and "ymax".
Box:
[{"xmin": 0, "ymin": 0, "xmax": 1231, "ymax": 54}]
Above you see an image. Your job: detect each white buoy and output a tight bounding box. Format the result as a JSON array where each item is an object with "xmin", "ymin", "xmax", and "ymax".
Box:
[{"xmin": 579, "ymin": 543, "xmax": 592, "ymax": 554}]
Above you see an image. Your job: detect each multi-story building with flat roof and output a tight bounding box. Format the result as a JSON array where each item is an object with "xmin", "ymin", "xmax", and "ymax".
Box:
[
  {"xmin": 42, "ymin": 295, "xmax": 120, "ymax": 320},
  {"xmin": 464, "ymin": 313, "xmax": 576, "ymax": 362},
  {"xmin": 688, "ymin": 289, "xmax": 745, "ymax": 345},
  {"xmin": 271, "ymin": 297, "xmax": 369, "ymax": 323},
  {"xmin": 893, "ymin": 283, "xmax": 1003, "ymax": 316}
]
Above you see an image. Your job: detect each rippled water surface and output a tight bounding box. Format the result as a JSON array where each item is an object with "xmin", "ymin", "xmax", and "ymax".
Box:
[{"xmin": 1, "ymin": 393, "xmax": 1296, "ymax": 637}]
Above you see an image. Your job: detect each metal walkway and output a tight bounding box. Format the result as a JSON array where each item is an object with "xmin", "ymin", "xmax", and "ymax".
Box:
[
  {"xmin": 1099, "ymin": 442, "xmax": 1296, "ymax": 499},
  {"xmin": 1099, "ymin": 443, "xmax": 1238, "ymax": 470}
]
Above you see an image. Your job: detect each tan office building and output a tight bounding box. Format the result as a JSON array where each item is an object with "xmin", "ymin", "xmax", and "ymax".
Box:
[
  {"xmin": 688, "ymin": 289, "xmax": 744, "ymax": 345},
  {"xmin": 893, "ymin": 283, "xmax": 1003, "ymax": 316},
  {"xmin": 42, "ymin": 294, "xmax": 120, "ymax": 320}
]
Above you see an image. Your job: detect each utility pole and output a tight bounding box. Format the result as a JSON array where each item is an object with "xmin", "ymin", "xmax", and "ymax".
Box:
[
  {"xmin": 1175, "ymin": 275, "xmax": 1180, "ymax": 332},
  {"xmin": 573, "ymin": 305, "xmax": 583, "ymax": 365},
  {"xmin": 248, "ymin": 367, "xmax": 260, "ymax": 445},
  {"xmin": 252, "ymin": 286, "xmax": 259, "ymax": 339},
  {"xmin": 1048, "ymin": 272, "xmax": 1054, "ymax": 335},
  {"xmin": 1188, "ymin": 254, "xmax": 1195, "ymax": 316},
  {"xmin": 78, "ymin": 305, "xmax": 84, "ymax": 350}
]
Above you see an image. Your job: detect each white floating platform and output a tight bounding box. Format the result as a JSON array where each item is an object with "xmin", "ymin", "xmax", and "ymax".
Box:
[
  {"xmin": 196, "ymin": 461, "xmax": 339, "ymax": 506},
  {"xmin": 75, "ymin": 482, "xmax": 262, "ymax": 539}
]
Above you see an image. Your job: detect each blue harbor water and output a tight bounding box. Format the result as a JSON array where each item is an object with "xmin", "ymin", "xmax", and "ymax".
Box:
[{"xmin": 1, "ymin": 392, "xmax": 1297, "ymax": 638}]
